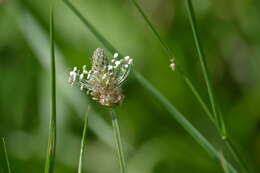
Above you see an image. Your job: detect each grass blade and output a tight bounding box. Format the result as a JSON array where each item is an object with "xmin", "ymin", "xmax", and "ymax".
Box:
[
  {"xmin": 183, "ymin": 77, "xmax": 214, "ymax": 122},
  {"xmin": 110, "ymin": 109, "xmax": 128, "ymax": 173},
  {"xmin": 44, "ymin": 3, "xmax": 57, "ymax": 173},
  {"xmin": 129, "ymin": 0, "xmax": 215, "ymax": 123},
  {"xmin": 185, "ymin": 0, "xmax": 224, "ymax": 137},
  {"xmin": 220, "ymin": 151, "xmax": 231, "ymax": 173},
  {"xmin": 225, "ymin": 139, "xmax": 249, "ymax": 173},
  {"xmin": 78, "ymin": 106, "xmax": 91, "ymax": 173},
  {"xmin": 61, "ymin": 1, "xmax": 237, "ymax": 172},
  {"xmin": 185, "ymin": 0, "xmax": 248, "ymax": 172},
  {"xmin": 2, "ymin": 138, "xmax": 11, "ymax": 173},
  {"xmin": 134, "ymin": 73, "xmax": 237, "ymax": 173}
]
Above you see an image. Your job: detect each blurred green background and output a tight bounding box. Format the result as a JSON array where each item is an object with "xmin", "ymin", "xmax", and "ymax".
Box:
[{"xmin": 0, "ymin": 0, "xmax": 260, "ymax": 172}]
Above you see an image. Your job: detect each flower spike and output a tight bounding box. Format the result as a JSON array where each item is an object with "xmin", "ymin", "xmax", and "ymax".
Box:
[{"xmin": 68, "ymin": 48, "xmax": 133, "ymax": 107}]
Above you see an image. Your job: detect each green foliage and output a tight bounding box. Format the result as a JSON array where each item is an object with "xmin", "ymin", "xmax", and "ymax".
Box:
[
  {"xmin": 61, "ymin": 1, "xmax": 237, "ymax": 172},
  {"xmin": 0, "ymin": 0, "xmax": 259, "ymax": 172}
]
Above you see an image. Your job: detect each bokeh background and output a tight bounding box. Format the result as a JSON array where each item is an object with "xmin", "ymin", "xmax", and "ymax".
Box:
[{"xmin": 0, "ymin": 0, "xmax": 260, "ymax": 172}]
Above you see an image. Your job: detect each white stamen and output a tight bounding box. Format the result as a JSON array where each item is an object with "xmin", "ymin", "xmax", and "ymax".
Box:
[
  {"xmin": 115, "ymin": 61, "xmax": 121, "ymax": 66},
  {"xmin": 87, "ymin": 73, "xmax": 91, "ymax": 79},
  {"xmin": 69, "ymin": 71, "xmax": 77, "ymax": 82},
  {"xmin": 128, "ymin": 59, "xmax": 133, "ymax": 64},
  {"xmin": 83, "ymin": 70, "xmax": 88, "ymax": 74},
  {"xmin": 114, "ymin": 53, "xmax": 119, "ymax": 58},
  {"xmin": 124, "ymin": 56, "xmax": 130, "ymax": 61},
  {"xmin": 108, "ymin": 65, "xmax": 113, "ymax": 71},
  {"xmin": 80, "ymin": 73, "xmax": 84, "ymax": 80}
]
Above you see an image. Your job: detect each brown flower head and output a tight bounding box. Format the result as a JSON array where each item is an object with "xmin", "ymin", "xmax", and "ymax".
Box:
[{"xmin": 68, "ymin": 48, "xmax": 133, "ymax": 107}]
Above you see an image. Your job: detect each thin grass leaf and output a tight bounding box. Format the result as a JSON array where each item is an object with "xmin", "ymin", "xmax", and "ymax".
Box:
[
  {"xmin": 110, "ymin": 108, "xmax": 128, "ymax": 173},
  {"xmin": 225, "ymin": 139, "xmax": 249, "ymax": 173},
  {"xmin": 220, "ymin": 151, "xmax": 231, "ymax": 173},
  {"xmin": 134, "ymin": 73, "xmax": 237, "ymax": 173},
  {"xmin": 78, "ymin": 106, "xmax": 91, "ymax": 173},
  {"xmin": 185, "ymin": 0, "xmax": 225, "ymax": 137},
  {"xmin": 185, "ymin": 0, "xmax": 248, "ymax": 172},
  {"xmin": 61, "ymin": 1, "xmax": 238, "ymax": 172},
  {"xmin": 129, "ymin": 0, "xmax": 215, "ymax": 123},
  {"xmin": 183, "ymin": 77, "xmax": 214, "ymax": 122},
  {"xmin": 2, "ymin": 138, "xmax": 11, "ymax": 173},
  {"xmin": 44, "ymin": 4, "xmax": 57, "ymax": 173}
]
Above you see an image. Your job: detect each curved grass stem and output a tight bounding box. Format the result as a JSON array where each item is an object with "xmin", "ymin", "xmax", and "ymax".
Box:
[
  {"xmin": 110, "ymin": 109, "xmax": 128, "ymax": 173},
  {"xmin": 185, "ymin": 0, "xmax": 248, "ymax": 172},
  {"xmin": 129, "ymin": 0, "xmax": 215, "ymax": 123},
  {"xmin": 78, "ymin": 106, "xmax": 91, "ymax": 173}
]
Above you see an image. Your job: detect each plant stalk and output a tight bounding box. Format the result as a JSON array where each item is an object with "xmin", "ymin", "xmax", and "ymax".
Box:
[
  {"xmin": 2, "ymin": 138, "xmax": 11, "ymax": 173},
  {"xmin": 110, "ymin": 108, "xmax": 128, "ymax": 173},
  {"xmin": 225, "ymin": 139, "xmax": 249, "ymax": 173},
  {"xmin": 185, "ymin": 0, "xmax": 248, "ymax": 172},
  {"xmin": 129, "ymin": 0, "xmax": 215, "ymax": 123},
  {"xmin": 78, "ymin": 106, "xmax": 91, "ymax": 173},
  {"xmin": 44, "ymin": 3, "xmax": 57, "ymax": 173},
  {"xmin": 185, "ymin": 0, "xmax": 219, "ymax": 128}
]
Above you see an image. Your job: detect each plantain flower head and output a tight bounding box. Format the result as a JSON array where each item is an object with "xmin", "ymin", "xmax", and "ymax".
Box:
[{"xmin": 68, "ymin": 48, "xmax": 133, "ymax": 107}]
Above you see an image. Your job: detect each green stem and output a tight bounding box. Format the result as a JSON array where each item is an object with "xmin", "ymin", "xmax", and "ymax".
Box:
[
  {"xmin": 78, "ymin": 106, "xmax": 91, "ymax": 173},
  {"xmin": 2, "ymin": 138, "xmax": 11, "ymax": 173},
  {"xmin": 182, "ymin": 75, "xmax": 215, "ymax": 123},
  {"xmin": 110, "ymin": 109, "xmax": 128, "ymax": 173},
  {"xmin": 130, "ymin": 0, "xmax": 215, "ymax": 123},
  {"xmin": 134, "ymin": 73, "xmax": 237, "ymax": 173},
  {"xmin": 185, "ymin": 0, "xmax": 248, "ymax": 172},
  {"xmin": 185, "ymin": 0, "xmax": 219, "ymax": 125},
  {"xmin": 225, "ymin": 139, "xmax": 249, "ymax": 173},
  {"xmin": 44, "ymin": 3, "xmax": 57, "ymax": 173},
  {"xmin": 220, "ymin": 151, "xmax": 231, "ymax": 173}
]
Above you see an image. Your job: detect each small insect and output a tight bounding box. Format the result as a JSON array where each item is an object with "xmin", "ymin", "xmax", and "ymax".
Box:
[
  {"xmin": 68, "ymin": 48, "xmax": 133, "ymax": 107},
  {"xmin": 169, "ymin": 58, "xmax": 176, "ymax": 71}
]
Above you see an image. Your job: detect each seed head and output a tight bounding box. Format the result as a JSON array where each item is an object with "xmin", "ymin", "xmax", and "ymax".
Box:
[{"xmin": 68, "ymin": 48, "xmax": 133, "ymax": 107}]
